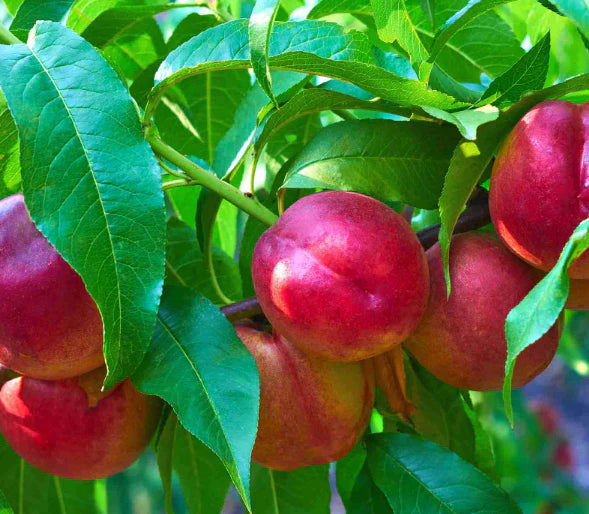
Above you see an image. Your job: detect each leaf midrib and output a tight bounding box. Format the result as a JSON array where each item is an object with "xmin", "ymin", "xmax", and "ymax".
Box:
[{"xmin": 27, "ymin": 42, "xmax": 122, "ymax": 374}]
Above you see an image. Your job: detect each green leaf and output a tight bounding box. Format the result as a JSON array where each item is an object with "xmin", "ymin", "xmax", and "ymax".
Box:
[
  {"xmin": 4, "ymin": 0, "xmax": 23, "ymax": 16},
  {"xmin": 0, "ymin": 490, "xmax": 12, "ymax": 514},
  {"xmin": 251, "ymin": 463, "xmax": 331, "ymax": 514},
  {"xmin": 253, "ymin": 88, "xmax": 414, "ymax": 168},
  {"xmin": 156, "ymin": 413, "xmax": 176, "ymax": 514},
  {"xmin": 408, "ymin": 0, "xmax": 524, "ymax": 83},
  {"xmin": 421, "ymin": 105, "xmax": 499, "ymax": 140},
  {"xmin": 336, "ymin": 444, "xmax": 368, "ymax": 511},
  {"xmin": 0, "ymin": 435, "xmax": 105, "ymax": 514},
  {"xmin": 503, "ymin": 218, "xmax": 589, "ymax": 424},
  {"xmin": 167, "ymin": 13, "xmax": 219, "ymax": 51},
  {"xmin": 371, "ymin": 0, "xmax": 430, "ymax": 66},
  {"xmin": 0, "ymin": 92, "xmax": 20, "ymax": 201},
  {"xmin": 213, "ymin": 71, "xmax": 308, "ymax": 175},
  {"xmin": 147, "ymin": 19, "xmax": 466, "ymax": 122},
  {"xmin": 367, "ymin": 433, "xmax": 521, "ymax": 513},
  {"xmin": 283, "ymin": 119, "xmax": 461, "ymax": 209},
  {"xmin": 546, "ymin": 0, "xmax": 589, "ymax": 40},
  {"xmin": 132, "ymin": 285, "xmax": 260, "ymax": 510},
  {"xmin": 165, "ymin": 218, "xmax": 242, "ymax": 305},
  {"xmin": 307, "ymin": 0, "xmax": 372, "ymax": 19},
  {"xmin": 348, "ymin": 464, "xmax": 393, "ymax": 514},
  {"xmin": 405, "ymin": 359, "xmax": 496, "ymax": 476},
  {"xmin": 438, "ymin": 73, "xmax": 589, "ymax": 296},
  {"xmin": 428, "ymin": 0, "xmax": 518, "ymax": 71},
  {"xmin": 479, "ymin": 32, "xmax": 551, "ymax": 108},
  {"xmin": 173, "ymin": 422, "xmax": 231, "ymax": 514},
  {"xmin": 10, "ymin": 0, "xmax": 74, "ymax": 41},
  {"xmin": 249, "ymin": 0, "xmax": 282, "ymax": 106},
  {"xmin": 0, "ymin": 21, "xmax": 166, "ymax": 388},
  {"xmin": 66, "ymin": 0, "xmax": 167, "ymax": 34},
  {"xmin": 81, "ymin": 5, "xmax": 174, "ymax": 80}
]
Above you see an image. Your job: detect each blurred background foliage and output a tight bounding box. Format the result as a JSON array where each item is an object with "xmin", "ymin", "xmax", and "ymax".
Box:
[{"xmin": 2, "ymin": 0, "xmax": 589, "ymax": 511}]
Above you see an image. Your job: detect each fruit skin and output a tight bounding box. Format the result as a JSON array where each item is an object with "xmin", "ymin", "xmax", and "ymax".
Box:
[
  {"xmin": 0, "ymin": 194, "xmax": 104, "ymax": 380},
  {"xmin": 405, "ymin": 232, "xmax": 561, "ymax": 391},
  {"xmin": 489, "ymin": 100, "xmax": 589, "ymax": 278},
  {"xmin": 565, "ymin": 279, "xmax": 589, "ymax": 310},
  {"xmin": 0, "ymin": 367, "xmax": 161, "ymax": 480},
  {"xmin": 236, "ymin": 325, "xmax": 374, "ymax": 470},
  {"xmin": 252, "ymin": 191, "xmax": 429, "ymax": 362}
]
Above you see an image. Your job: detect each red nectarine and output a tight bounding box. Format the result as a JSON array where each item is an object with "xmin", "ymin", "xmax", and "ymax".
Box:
[
  {"xmin": 0, "ymin": 194, "xmax": 104, "ymax": 379},
  {"xmin": 236, "ymin": 325, "xmax": 374, "ymax": 470},
  {"xmin": 490, "ymin": 100, "xmax": 589, "ymax": 278},
  {"xmin": 0, "ymin": 368, "xmax": 161, "ymax": 480},
  {"xmin": 405, "ymin": 232, "xmax": 561, "ymax": 391},
  {"xmin": 252, "ymin": 191, "xmax": 429, "ymax": 362}
]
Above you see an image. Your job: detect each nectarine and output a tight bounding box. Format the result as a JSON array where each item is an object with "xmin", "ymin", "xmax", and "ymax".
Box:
[
  {"xmin": 0, "ymin": 367, "xmax": 161, "ymax": 479},
  {"xmin": 252, "ymin": 191, "xmax": 429, "ymax": 362},
  {"xmin": 405, "ymin": 232, "xmax": 561, "ymax": 391},
  {"xmin": 0, "ymin": 194, "xmax": 104, "ymax": 379},
  {"xmin": 490, "ymin": 100, "xmax": 589, "ymax": 277},
  {"xmin": 236, "ymin": 325, "xmax": 374, "ymax": 470}
]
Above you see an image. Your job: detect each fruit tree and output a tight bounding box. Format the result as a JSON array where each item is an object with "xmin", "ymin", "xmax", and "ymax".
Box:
[{"xmin": 0, "ymin": 0, "xmax": 588, "ymax": 512}]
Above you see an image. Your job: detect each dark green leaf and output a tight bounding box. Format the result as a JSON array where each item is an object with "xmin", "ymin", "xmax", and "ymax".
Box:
[
  {"xmin": 132, "ymin": 286, "xmax": 260, "ymax": 510},
  {"xmin": 0, "ymin": 22, "xmax": 166, "ymax": 388},
  {"xmin": 371, "ymin": 0, "xmax": 429, "ymax": 66},
  {"xmin": 284, "ymin": 119, "xmax": 461, "ymax": 209},
  {"xmin": 348, "ymin": 464, "xmax": 393, "ymax": 514},
  {"xmin": 336, "ymin": 444, "xmax": 368, "ymax": 511},
  {"xmin": 0, "ymin": 435, "xmax": 105, "ymax": 514},
  {"xmin": 0, "ymin": 92, "xmax": 20, "ymax": 201},
  {"xmin": 0, "ymin": 490, "xmax": 12, "ymax": 514},
  {"xmin": 249, "ymin": 0, "xmax": 282, "ymax": 105},
  {"xmin": 10, "ymin": 0, "xmax": 74, "ymax": 41},
  {"xmin": 156, "ymin": 414, "xmax": 176, "ymax": 514},
  {"xmin": 503, "ymin": 218, "xmax": 589, "ymax": 424},
  {"xmin": 307, "ymin": 0, "xmax": 372, "ymax": 19},
  {"xmin": 4, "ymin": 0, "xmax": 23, "ymax": 16},
  {"xmin": 251, "ymin": 463, "xmax": 331, "ymax": 514},
  {"xmin": 367, "ymin": 433, "xmax": 521, "ymax": 513},
  {"xmin": 147, "ymin": 19, "xmax": 466, "ymax": 122},
  {"xmin": 253, "ymin": 88, "xmax": 413, "ymax": 168},
  {"xmin": 173, "ymin": 422, "xmax": 231, "ymax": 514},
  {"xmin": 479, "ymin": 32, "xmax": 551, "ymax": 108},
  {"xmin": 165, "ymin": 218, "xmax": 242, "ymax": 305},
  {"xmin": 406, "ymin": 359, "xmax": 496, "ymax": 476}
]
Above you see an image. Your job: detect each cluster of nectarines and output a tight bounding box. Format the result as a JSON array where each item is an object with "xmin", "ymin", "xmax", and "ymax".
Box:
[
  {"xmin": 244, "ymin": 100, "xmax": 585, "ymax": 469},
  {"xmin": 0, "ymin": 99, "xmax": 584, "ymax": 478},
  {"xmin": 0, "ymin": 194, "xmax": 162, "ymax": 480}
]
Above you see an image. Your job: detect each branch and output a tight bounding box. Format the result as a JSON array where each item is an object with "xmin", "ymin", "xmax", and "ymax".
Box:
[{"xmin": 222, "ymin": 189, "xmax": 491, "ymax": 322}]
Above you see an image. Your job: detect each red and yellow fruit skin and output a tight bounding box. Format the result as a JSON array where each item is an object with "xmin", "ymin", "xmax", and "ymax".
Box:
[
  {"xmin": 405, "ymin": 233, "xmax": 561, "ymax": 391},
  {"xmin": 236, "ymin": 325, "xmax": 374, "ymax": 471},
  {"xmin": 252, "ymin": 191, "xmax": 429, "ymax": 362},
  {"xmin": 0, "ymin": 194, "xmax": 104, "ymax": 380},
  {"xmin": 565, "ymin": 279, "xmax": 589, "ymax": 310},
  {"xmin": 489, "ymin": 100, "xmax": 589, "ymax": 278},
  {"xmin": 0, "ymin": 367, "xmax": 161, "ymax": 480}
]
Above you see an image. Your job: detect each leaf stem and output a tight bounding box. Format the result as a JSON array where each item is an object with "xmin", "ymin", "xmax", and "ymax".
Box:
[
  {"xmin": 162, "ymin": 178, "xmax": 198, "ymax": 190},
  {"xmin": 147, "ymin": 132, "xmax": 278, "ymax": 226},
  {"xmin": 0, "ymin": 24, "xmax": 20, "ymax": 45}
]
